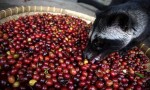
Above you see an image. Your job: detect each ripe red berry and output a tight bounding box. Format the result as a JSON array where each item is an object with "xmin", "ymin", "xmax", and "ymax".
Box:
[
  {"xmin": 96, "ymin": 81, "xmax": 104, "ymax": 88},
  {"xmin": 46, "ymin": 79, "xmax": 53, "ymax": 86}
]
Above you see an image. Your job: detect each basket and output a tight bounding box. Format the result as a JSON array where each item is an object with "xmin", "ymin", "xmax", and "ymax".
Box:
[{"xmin": 0, "ymin": 6, "xmax": 149, "ymax": 71}]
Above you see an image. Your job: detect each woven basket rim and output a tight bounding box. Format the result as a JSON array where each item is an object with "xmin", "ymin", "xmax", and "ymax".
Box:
[{"xmin": 0, "ymin": 6, "xmax": 95, "ymax": 24}]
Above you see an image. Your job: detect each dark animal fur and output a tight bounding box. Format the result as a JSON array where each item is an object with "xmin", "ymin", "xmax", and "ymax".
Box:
[{"xmin": 78, "ymin": 0, "xmax": 150, "ymax": 60}]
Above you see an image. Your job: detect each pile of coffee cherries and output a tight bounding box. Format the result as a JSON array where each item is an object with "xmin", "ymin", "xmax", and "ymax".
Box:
[{"xmin": 0, "ymin": 13, "xmax": 149, "ymax": 90}]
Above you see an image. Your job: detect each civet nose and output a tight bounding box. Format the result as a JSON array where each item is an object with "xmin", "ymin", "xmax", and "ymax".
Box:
[{"xmin": 82, "ymin": 50, "xmax": 93, "ymax": 60}]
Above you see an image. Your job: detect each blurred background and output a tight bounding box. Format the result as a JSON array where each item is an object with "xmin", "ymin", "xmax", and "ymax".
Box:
[{"xmin": 0, "ymin": 0, "xmax": 112, "ymax": 17}]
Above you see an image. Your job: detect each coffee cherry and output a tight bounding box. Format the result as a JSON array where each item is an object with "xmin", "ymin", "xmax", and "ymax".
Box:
[
  {"xmin": 70, "ymin": 68, "xmax": 77, "ymax": 76},
  {"xmin": 13, "ymin": 81, "xmax": 20, "ymax": 87},
  {"xmin": 29, "ymin": 79, "xmax": 37, "ymax": 86},
  {"xmin": 106, "ymin": 80, "xmax": 113, "ymax": 87},
  {"xmin": 8, "ymin": 76, "xmax": 15, "ymax": 84},
  {"xmin": 46, "ymin": 79, "xmax": 53, "ymax": 86},
  {"xmin": 96, "ymin": 81, "xmax": 104, "ymax": 88}
]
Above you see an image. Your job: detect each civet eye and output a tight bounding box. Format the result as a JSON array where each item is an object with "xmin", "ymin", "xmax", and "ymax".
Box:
[{"xmin": 93, "ymin": 39, "xmax": 104, "ymax": 50}]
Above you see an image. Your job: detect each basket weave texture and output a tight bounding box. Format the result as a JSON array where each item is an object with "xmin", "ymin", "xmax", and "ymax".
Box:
[{"xmin": 0, "ymin": 6, "xmax": 95, "ymax": 24}]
